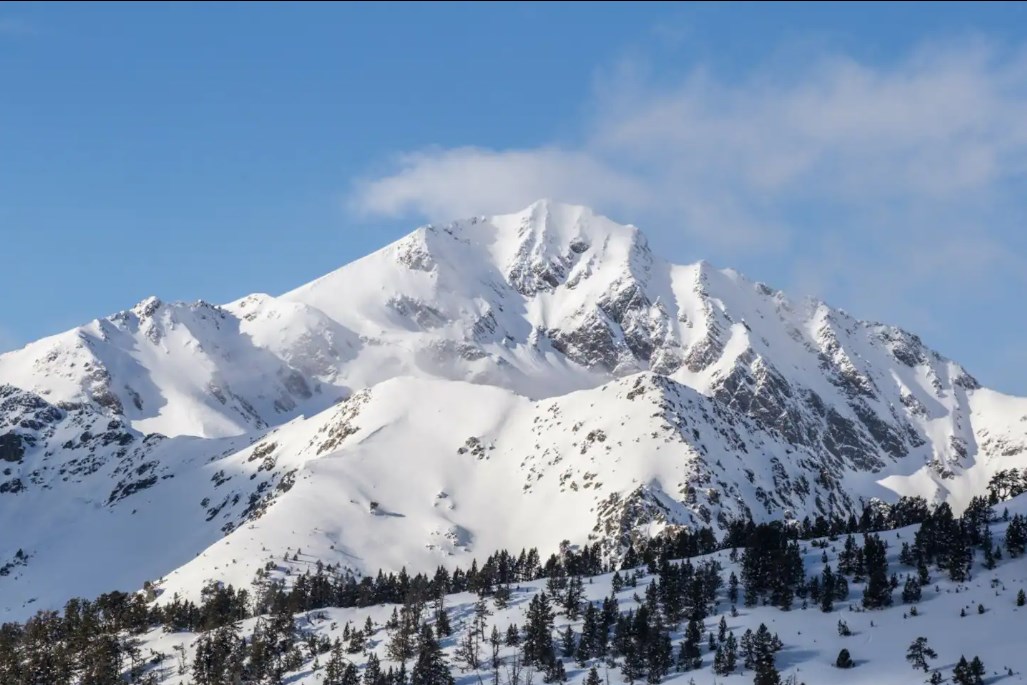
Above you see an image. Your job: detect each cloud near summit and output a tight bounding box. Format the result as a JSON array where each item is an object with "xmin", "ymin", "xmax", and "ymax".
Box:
[{"xmin": 351, "ymin": 40, "xmax": 1027, "ymax": 253}]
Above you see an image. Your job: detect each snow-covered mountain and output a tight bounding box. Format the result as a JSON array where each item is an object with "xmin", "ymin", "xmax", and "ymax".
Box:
[{"xmin": 1, "ymin": 200, "xmax": 1025, "ymax": 620}]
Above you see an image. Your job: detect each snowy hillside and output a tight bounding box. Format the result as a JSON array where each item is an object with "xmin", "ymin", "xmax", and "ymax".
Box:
[
  {"xmin": 1, "ymin": 200, "xmax": 1026, "ymax": 624},
  {"xmin": 20, "ymin": 492, "xmax": 1027, "ymax": 685}
]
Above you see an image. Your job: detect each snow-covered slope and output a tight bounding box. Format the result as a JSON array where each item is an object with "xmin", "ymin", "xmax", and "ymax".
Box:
[
  {"xmin": 136, "ymin": 494, "xmax": 1027, "ymax": 685},
  {"xmin": 1, "ymin": 200, "xmax": 1026, "ymax": 621}
]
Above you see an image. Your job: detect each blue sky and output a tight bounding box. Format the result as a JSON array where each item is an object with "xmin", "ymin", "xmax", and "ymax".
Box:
[{"xmin": 2, "ymin": 2, "xmax": 1027, "ymax": 393}]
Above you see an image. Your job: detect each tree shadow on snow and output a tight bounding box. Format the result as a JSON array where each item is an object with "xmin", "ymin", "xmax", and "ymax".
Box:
[{"xmin": 774, "ymin": 647, "xmax": 819, "ymax": 671}]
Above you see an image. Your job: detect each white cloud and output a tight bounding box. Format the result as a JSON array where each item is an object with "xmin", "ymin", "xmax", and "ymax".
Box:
[
  {"xmin": 350, "ymin": 39, "xmax": 1027, "ymax": 391},
  {"xmin": 351, "ymin": 41, "xmax": 1027, "ymax": 256},
  {"xmin": 351, "ymin": 147, "xmax": 651, "ymax": 222}
]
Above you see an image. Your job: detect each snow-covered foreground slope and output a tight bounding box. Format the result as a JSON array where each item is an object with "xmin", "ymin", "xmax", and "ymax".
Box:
[
  {"xmin": 139, "ymin": 496, "xmax": 1027, "ymax": 685},
  {"xmin": 1, "ymin": 200, "xmax": 1026, "ymax": 623}
]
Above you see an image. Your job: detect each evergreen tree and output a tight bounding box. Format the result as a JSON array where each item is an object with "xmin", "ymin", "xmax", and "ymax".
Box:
[
  {"xmin": 411, "ymin": 624, "xmax": 455, "ymax": 685},
  {"xmin": 713, "ymin": 645, "xmax": 729, "ymax": 675},
  {"xmin": 862, "ymin": 535, "xmax": 892, "ymax": 609},
  {"xmin": 1018, "ymin": 589, "xmax": 1026, "ymax": 607},
  {"xmin": 970, "ymin": 656, "xmax": 986, "ymax": 684},
  {"xmin": 365, "ymin": 653, "xmax": 384, "ymax": 685},
  {"xmin": 902, "ymin": 576, "xmax": 922, "ymax": 604},
  {"xmin": 544, "ymin": 658, "xmax": 567, "ymax": 684},
  {"xmin": 751, "ymin": 624, "xmax": 781, "ymax": 685},
  {"xmin": 493, "ymin": 584, "xmax": 512, "ymax": 610},
  {"xmin": 646, "ymin": 631, "xmax": 673, "ymax": 683},
  {"xmin": 819, "ymin": 566, "xmax": 835, "ymax": 613},
  {"xmin": 454, "ymin": 623, "xmax": 482, "ymax": 672},
  {"xmin": 343, "ymin": 662, "xmax": 361, "ymax": 685},
  {"xmin": 906, "ymin": 637, "xmax": 937, "ymax": 673},
  {"xmin": 386, "ymin": 606, "xmax": 419, "ymax": 665},
  {"xmin": 523, "ymin": 592, "xmax": 556, "ymax": 669},
  {"xmin": 835, "ymin": 648, "xmax": 854, "ymax": 669},
  {"xmin": 560, "ymin": 626, "xmax": 575, "ymax": 659},
  {"xmin": 724, "ymin": 632, "xmax": 737, "ymax": 674},
  {"xmin": 473, "ymin": 597, "xmax": 492, "ymax": 640},
  {"xmin": 80, "ymin": 633, "xmax": 122, "ymax": 685},
  {"xmin": 489, "ymin": 626, "xmax": 502, "ymax": 672},
  {"xmin": 952, "ymin": 656, "xmax": 974, "ymax": 685},
  {"xmin": 563, "ymin": 577, "xmax": 585, "ymax": 619},
  {"xmin": 323, "ymin": 641, "xmax": 348, "ymax": 685},
  {"xmin": 585, "ymin": 666, "xmax": 602, "ymax": 685},
  {"xmin": 434, "ymin": 606, "xmax": 452, "ymax": 638},
  {"xmin": 1006, "ymin": 515, "xmax": 1027, "ymax": 557},
  {"xmin": 192, "ymin": 622, "xmax": 243, "ymax": 685}
]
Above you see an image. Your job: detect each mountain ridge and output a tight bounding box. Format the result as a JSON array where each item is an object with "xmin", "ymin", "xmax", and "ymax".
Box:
[{"xmin": 0, "ymin": 199, "xmax": 1024, "ymax": 620}]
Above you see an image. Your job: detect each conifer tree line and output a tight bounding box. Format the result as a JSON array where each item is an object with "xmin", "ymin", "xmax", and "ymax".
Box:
[{"xmin": 0, "ymin": 493, "xmax": 1021, "ymax": 684}]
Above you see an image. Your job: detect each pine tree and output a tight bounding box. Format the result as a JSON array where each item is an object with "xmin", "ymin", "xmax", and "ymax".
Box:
[
  {"xmin": 724, "ymin": 632, "xmax": 737, "ymax": 673},
  {"xmin": 906, "ymin": 637, "xmax": 937, "ymax": 673},
  {"xmin": 563, "ymin": 577, "xmax": 585, "ymax": 619},
  {"xmin": 489, "ymin": 626, "xmax": 502, "ymax": 672},
  {"xmin": 819, "ymin": 566, "xmax": 835, "ymax": 613},
  {"xmin": 952, "ymin": 656, "xmax": 973, "ymax": 685},
  {"xmin": 435, "ymin": 605, "xmax": 452, "ymax": 637},
  {"xmin": 505, "ymin": 624, "xmax": 520, "ymax": 647},
  {"xmin": 717, "ymin": 615, "xmax": 728, "ymax": 642},
  {"xmin": 544, "ymin": 658, "xmax": 567, "ymax": 684},
  {"xmin": 455, "ymin": 623, "xmax": 482, "ymax": 671},
  {"xmin": 970, "ymin": 656, "xmax": 986, "ymax": 685},
  {"xmin": 835, "ymin": 648, "xmax": 854, "ymax": 669},
  {"xmin": 712, "ymin": 645, "xmax": 729, "ymax": 676},
  {"xmin": 1006, "ymin": 514, "xmax": 1027, "ymax": 557},
  {"xmin": 676, "ymin": 615, "xmax": 702, "ymax": 671},
  {"xmin": 1018, "ymin": 589, "xmax": 1026, "ymax": 607},
  {"xmin": 386, "ymin": 606, "xmax": 419, "ymax": 665},
  {"xmin": 343, "ymin": 663, "xmax": 361, "ymax": 685},
  {"xmin": 81, "ymin": 633, "xmax": 122, "ymax": 685},
  {"xmin": 365, "ymin": 653, "xmax": 384, "ymax": 685},
  {"xmin": 902, "ymin": 575, "xmax": 922, "ymax": 604},
  {"xmin": 523, "ymin": 592, "xmax": 556, "ymax": 669},
  {"xmin": 411, "ymin": 624, "xmax": 455, "ymax": 685},
  {"xmin": 740, "ymin": 629, "xmax": 755, "ymax": 670},
  {"xmin": 493, "ymin": 584, "xmax": 512, "ymax": 610},
  {"xmin": 192, "ymin": 622, "xmax": 243, "ymax": 685},
  {"xmin": 560, "ymin": 626, "xmax": 575, "ymax": 659},
  {"xmin": 473, "ymin": 597, "xmax": 492, "ymax": 640},
  {"xmin": 862, "ymin": 535, "xmax": 892, "ymax": 609},
  {"xmin": 646, "ymin": 630, "xmax": 673, "ymax": 684},
  {"xmin": 324, "ymin": 642, "xmax": 348, "ymax": 685},
  {"xmin": 752, "ymin": 624, "xmax": 781, "ymax": 685}
]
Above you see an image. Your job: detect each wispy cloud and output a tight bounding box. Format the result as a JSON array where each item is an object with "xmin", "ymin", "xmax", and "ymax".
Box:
[
  {"xmin": 350, "ymin": 39, "xmax": 1027, "ymax": 389},
  {"xmin": 353, "ymin": 39, "xmax": 1027, "ymax": 246}
]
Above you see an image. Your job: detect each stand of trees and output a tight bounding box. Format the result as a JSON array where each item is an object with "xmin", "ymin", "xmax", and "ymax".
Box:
[{"xmin": 0, "ymin": 494, "xmax": 1014, "ymax": 685}]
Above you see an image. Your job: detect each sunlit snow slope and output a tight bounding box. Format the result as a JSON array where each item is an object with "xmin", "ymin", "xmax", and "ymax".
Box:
[{"xmin": 0, "ymin": 200, "xmax": 1025, "ymax": 620}]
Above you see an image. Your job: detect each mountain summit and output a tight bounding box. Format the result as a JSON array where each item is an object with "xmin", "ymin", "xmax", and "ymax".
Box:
[{"xmin": 0, "ymin": 200, "xmax": 1024, "ymax": 619}]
